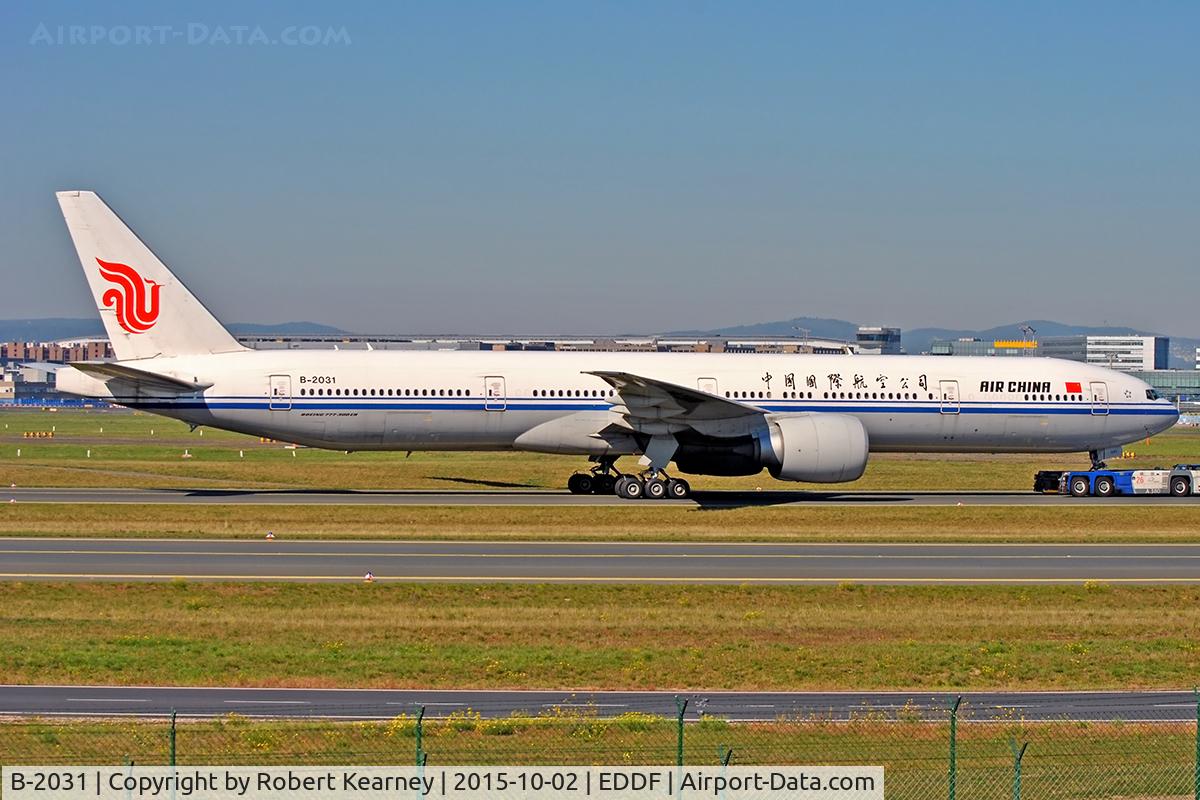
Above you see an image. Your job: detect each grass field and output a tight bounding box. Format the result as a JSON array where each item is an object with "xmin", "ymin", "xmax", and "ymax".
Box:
[
  {"xmin": 3, "ymin": 502, "xmax": 1200, "ymax": 542},
  {"xmin": 1, "ymin": 715, "xmax": 1191, "ymax": 799},
  {"xmin": 3, "ymin": 409, "xmax": 1200, "ymax": 542},
  {"xmin": 3, "ymin": 408, "xmax": 1196, "ymax": 493},
  {"xmin": 4, "ymin": 582, "xmax": 1199, "ymax": 690}
]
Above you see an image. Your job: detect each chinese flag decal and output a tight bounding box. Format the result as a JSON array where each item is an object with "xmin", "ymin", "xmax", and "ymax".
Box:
[{"xmin": 1066, "ymin": 381, "xmax": 1082, "ymax": 394}]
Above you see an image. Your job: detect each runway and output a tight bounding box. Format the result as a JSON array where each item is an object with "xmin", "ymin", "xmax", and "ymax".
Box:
[
  {"xmin": 6, "ymin": 486, "xmax": 1200, "ymax": 507},
  {"xmin": 0, "ymin": 684, "xmax": 1193, "ymax": 722},
  {"xmin": 4, "ymin": 539, "xmax": 1200, "ymax": 583}
]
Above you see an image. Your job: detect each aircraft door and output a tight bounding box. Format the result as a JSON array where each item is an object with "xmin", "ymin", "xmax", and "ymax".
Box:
[
  {"xmin": 268, "ymin": 374, "xmax": 291, "ymax": 411},
  {"xmin": 697, "ymin": 377, "xmax": 719, "ymax": 395},
  {"xmin": 939, "ymin": 380, "xmax": 960, "ymax": 414},
  {"xmin": 484, "ymin": 376, "xmax": 507, "ymax": 411},
  {"xmin": 1090, "ymin": 381, "xmax": 1109, "ymax": 416}
]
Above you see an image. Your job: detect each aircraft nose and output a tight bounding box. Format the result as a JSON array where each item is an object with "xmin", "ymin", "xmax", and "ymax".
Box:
[{"xmin": 1152, "ymin": 403, "xmax": 1180, "ymax": 435}]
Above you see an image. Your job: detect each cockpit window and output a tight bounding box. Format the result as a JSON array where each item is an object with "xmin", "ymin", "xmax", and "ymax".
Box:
[{"xmin": 1146, "ymin": 389, "xmax": 1160, "ymax": 400}]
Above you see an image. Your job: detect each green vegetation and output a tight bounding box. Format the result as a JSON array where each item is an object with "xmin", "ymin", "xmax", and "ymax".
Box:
[
  {"xmin": 4, "ymin": 582, "xmax": 1199, "ymax": 690},
  {"xmin": 2, "ymin": 502, "xmax": 1200, "ymax": 542},
  {"xmin": 1, "ymin": 715, "xmax": 1191, "ymax": 799},
  {"xmin": 2, "ymin": 409, "xmax": 1199, "ymax": 542},
  {"xmin": 3, "ymin": 408, "xmax": 1197, "ymax": 492}
]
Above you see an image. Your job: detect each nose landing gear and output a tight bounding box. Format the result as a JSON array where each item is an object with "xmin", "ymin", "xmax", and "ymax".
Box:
[{"xmin": 568, "ymin": 457, "xmax": 620, "ymax": 495}]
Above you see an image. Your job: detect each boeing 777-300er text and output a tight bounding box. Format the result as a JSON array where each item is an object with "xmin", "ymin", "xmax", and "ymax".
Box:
[{"xmin": 54, "ymin": 191, "xmax": 1179, "ymax": 499}]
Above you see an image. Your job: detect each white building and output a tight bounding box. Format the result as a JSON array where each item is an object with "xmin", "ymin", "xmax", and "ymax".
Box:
[
  {"xmin": 855, "ymin": 326, "xmax": 902, "ymax": 355},
  {"xmin": 1039, "ymin": 335, "xmax": 1168, "ymax": 373}
]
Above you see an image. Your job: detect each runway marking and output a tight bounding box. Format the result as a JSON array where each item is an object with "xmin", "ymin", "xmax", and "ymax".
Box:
[
  {"xmin": 3, "ymin": 711, "xmax": 1180, "ymax": 723},
  {"xmin": 8, "ymin": 500, "xmax": 1199, "ymax": 509},
  {"xmin": 66, "ymin": 698, "xmax": 147, "ymax": 703},
  {"xmin": 3, "ymin": 573, "xmax": 1200, "ymax": 583},
  {"xmin": 7, "ymin": 684, "xmax": 1193, "ymax": 698},
  {"xmin": 4, "ymin": 537, "xmax": 1198, "ymax": 549},
  {"xmin": 4, "ymin": 548, "xmax": 1199, "ymax": 561},
  {"xmin": 223, "ymin": 700, "xmax": 309, "ymax": 705}
]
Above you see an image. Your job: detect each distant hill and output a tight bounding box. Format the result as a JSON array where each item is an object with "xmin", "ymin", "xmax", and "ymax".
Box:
[
  {"xmin": 4, "ymin": 316, "xmax": 1195, "ymax": 368},
  {"xmin": 0, "ymin": 318, "xmax": 346, "ymax": 341},
  {"xmin": 227, "ymin": 322, "xmax": 347, "ymax": 336},
  {"xmin": 670, "ymin": 316, "xmax": 860, "ymax": 342},
  {"xmin": 0, "ymin": 318, "xmax": 106, "ymax": 342}
]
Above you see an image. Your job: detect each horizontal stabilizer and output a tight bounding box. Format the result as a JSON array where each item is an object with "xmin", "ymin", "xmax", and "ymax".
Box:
[{"xmin": 71, "ymin": 362, "xmax": 210, "ymax": 394}]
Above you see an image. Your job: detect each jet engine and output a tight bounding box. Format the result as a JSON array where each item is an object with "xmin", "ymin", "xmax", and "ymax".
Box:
[
  {"xmin": 764, "ymin": 413, "xmax": 869, "ymax": 483},
  {"xmin": 671, "ymin": 413, "xmax": 869, "ymax": 482}
]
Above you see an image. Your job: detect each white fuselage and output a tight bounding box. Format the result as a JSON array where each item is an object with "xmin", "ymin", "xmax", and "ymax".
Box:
[{"xmin": 61, "ymin": 350, "xmax": 1178, "ymax": 460}]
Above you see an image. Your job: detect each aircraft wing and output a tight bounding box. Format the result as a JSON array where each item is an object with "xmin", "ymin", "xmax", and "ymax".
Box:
[
  {"xmin": 585, "ymin": 370, "xmax": 763, "ymax": 436},
  {"xmin": 71, "ymin": 362, "xmax": 211, "ymax": 394}
]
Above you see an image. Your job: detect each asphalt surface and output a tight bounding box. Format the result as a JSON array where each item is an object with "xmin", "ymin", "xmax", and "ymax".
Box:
[
  {"xmin": 7, "ymin": 486, "xmax": 1200, "ymax": 507},
  {"xmin": 0, "ymin": 685, "xmax": 1192, "ymax": 722},
  {"xmin": 4, "ymin": 539, "xmax": 1200, "ymax": 583}
]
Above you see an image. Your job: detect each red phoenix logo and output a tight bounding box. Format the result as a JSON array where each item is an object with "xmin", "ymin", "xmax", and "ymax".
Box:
[{"xmin": 96, "ymin": 258, "xmax": 161, "ymax": 333}]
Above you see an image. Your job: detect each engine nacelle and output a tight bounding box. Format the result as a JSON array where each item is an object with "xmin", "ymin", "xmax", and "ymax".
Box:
[{"xmin": 765, "ymin": 414, "xmax": 869, "ymax": 483}]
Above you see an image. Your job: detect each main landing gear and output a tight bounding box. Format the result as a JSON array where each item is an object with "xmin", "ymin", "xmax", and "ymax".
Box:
[{"xmin": 566, "ymin": 458, "xmax": 691, "ymax": 500}]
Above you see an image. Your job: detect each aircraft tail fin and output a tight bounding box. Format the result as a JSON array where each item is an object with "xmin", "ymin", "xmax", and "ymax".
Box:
[{"xmin": 56, "ymin": 191, "xmax": 245, "ymax": 361}]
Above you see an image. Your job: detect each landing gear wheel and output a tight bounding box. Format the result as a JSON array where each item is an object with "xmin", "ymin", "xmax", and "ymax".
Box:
[
  {"xmin": 615, "ymin": 475, "xmax": 644, "ymax": 500},
  {"xmin": 567, "ymin": 473, "xmax": 595, "ymax": 494},
  {"xmin": 593, "ymin": 474, "xmax": 616, "ymax": 495},
  {"xmin": 1069, "ymin": 476, "xmax": 1091, "ymax": 497},
  {"xmin": 1171, "ymin": 476, "xmax": 1191, "ymax": 497},
  {"xmin": 1094, "ymin": 476, "xmax": 1115, "ymax": 497},
  {"xmin": 644, "ymin": 478, "xmax": 667, "ymax": 500},
  {"xmin": 667, "ymin": 478, "xmax": 691, "ymax": 499}
]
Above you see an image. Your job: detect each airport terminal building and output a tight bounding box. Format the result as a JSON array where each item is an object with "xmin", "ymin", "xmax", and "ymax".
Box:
[{"xmin": 931, "ymin": 334, "xmax": 1169, "ymax": 372}]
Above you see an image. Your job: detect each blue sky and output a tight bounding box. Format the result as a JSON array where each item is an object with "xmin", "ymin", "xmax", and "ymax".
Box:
[{"xmin": 2, "ymin": 1, "xmax": 1196, "ymax": 335}]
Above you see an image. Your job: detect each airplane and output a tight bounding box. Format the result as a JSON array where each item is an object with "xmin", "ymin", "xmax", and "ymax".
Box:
[{"xmin": 53, "ymin": 191, "xmax": 1179, "ymax": 500}]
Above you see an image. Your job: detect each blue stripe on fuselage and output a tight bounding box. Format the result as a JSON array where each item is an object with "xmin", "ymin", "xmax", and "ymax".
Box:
[{"xmin": 106, "ymin": 397, "xmax": 1177, "ymax": 416}]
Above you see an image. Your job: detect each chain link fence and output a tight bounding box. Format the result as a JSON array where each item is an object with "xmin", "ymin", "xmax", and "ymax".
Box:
[{"xmin": 3, "ymin": 695, "xmax": 1198, "ymax": 799}]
